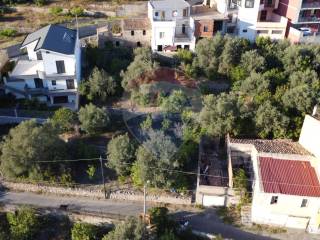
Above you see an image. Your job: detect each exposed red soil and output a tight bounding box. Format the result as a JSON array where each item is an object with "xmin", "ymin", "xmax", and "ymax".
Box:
[{"xmin": 129, "ymin": 67, "xmax": 197, "ymax": 89}]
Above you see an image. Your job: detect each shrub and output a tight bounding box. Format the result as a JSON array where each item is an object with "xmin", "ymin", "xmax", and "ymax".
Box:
[
  {"xmin": 71, "ymin": 222, "xmax": 99, "ymax": 240},
  {"xmin": 0, "ymin": 28, "xmax": 17, "ymax": 37},
  {"xmin": 111, "ymin": 24, "xmax": 121, "ymax": 34},
  {"xmin": 7, "ymin": 207, "xmax": 40, "ymax": 240},
  {"xmin": 78, "ymin": 103, "xmax": 110, "ymax": 135},
  {"xmin": 69, "ymin": 6, "xmax": 84, "ymax": 16},
  {"xmin": 49, "ymin": 6, "xmax": 63, "ymax": 16},
  {"xmin": 34, "ymin": 0, "xmax": 47, "ymax": 6}
]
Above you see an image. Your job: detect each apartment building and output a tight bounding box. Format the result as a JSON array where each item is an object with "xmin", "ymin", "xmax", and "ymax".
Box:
[
  {"xmin": 277, "ymin": 0, "xmax": 320, "ymax": 43},
  {"xmin": 148, "ymin": 0, "xmax": 197, "ymax": 51},
  {"xmin": 236, "ymin": 0, "xmax": 288, "ymax": 41},
  {"xmin": 4, "ymin": 25, "xmax": 81, "ymax": 109}
]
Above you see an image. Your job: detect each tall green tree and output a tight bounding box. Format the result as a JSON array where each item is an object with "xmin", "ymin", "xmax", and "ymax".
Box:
[
  {"xmin": 51, "ymin": 107, "xmax": 77, "ymax": 133},
  {"xmin": 80, "ymin": 67, "xmax": 117, "ymax": 102},
  {"xmin": 78, "ymin": 104, "xmax": 110, "ymax": 135},
  {"xmin": 107, "ymin": 133, "xmax": 136, "ymax": 177},
  {"xmin": 200, "ymin": 93, "xmax": 240, "ymax": 136},
  {"xmin": 0, "ymin": 120, "xmax": 67, "ymax": 179},
  {"xmin": 192, "ymin": 34, "xmax": 225, "ymax": 80},
  {"xmin": 121, "ymin": 47, "xmax": 158, "ymax": 90},
  {"xmin": 132, "ymin": 130, "xmax": 179, "ymax": 187},
  {"xmin": 161, "ymin": 90, "xmax": 189, "ymax": 114},
  {"xmin": 255, "ymin": 101, "xmax": 289, "ymax": 138},
  {"xmin": 240, "ymin": 50, "xmax": 266, "ymax": 73}
]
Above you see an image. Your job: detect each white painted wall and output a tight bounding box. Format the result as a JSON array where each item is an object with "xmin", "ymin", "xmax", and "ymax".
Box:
[
  {"xmin": 237, "ymin": 0, "xmax": 260, "ymax": 41},
  {"xmin": 299, "ymin": 115, "xmax": 320, "ymax": 159},
  {"xmin": 250, "ymin": 151, "xmax": 320, "ymax": 231},
  {"xmin": 42, "ymin": 51, "xmax": 76, "ymax": 76},
  {"xmin": 25, "ymin": 41, "xmax": 38, "ymax": 60}
]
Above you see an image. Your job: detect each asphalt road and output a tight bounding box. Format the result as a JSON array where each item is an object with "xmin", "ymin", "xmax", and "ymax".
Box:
[
  {"xmin": 0, "ymin": 191, "xmax": 145, "ymax": 217},
  {"xmin": 0, "ymin": 191, "xmax": 318, "ymax": 240}
]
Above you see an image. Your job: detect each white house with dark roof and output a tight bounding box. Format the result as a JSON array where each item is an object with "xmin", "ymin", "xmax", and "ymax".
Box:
[{"xmin": 4, "ymin": 24, "xmax": 81, "ymax": 109}]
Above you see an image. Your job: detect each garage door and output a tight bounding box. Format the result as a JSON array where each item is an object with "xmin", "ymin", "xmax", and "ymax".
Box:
[
  {"xmin": 285, "ymin": 216, "xmax": 309, "ymax": 229},
  {"xmin": 53, "ymin": 96, "xmax": 68, "ymax": 104},
  {"xmin": 203, "ymin": 195, "xmax": 225, "ymax": 207}
]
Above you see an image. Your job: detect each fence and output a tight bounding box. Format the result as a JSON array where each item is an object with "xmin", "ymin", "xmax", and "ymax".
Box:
[{"xmin": 0, "ymin": 108, "xmax": 54, "ymax": 118}]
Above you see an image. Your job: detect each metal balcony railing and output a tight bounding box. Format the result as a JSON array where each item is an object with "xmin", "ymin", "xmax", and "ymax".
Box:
[
  {"xmin": 301, "ymin": 1, "xmax": 320, "ymax": 9},
  {"xmin": 299, "ymin": 16, "xmax": 320, "ymax": 23}
]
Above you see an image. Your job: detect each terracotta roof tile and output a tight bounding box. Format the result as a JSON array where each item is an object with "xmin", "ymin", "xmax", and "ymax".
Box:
[
  {"xmin": 229, "ymin": 138, "xmax": 311, "ymax": 156},
  {"xmin": 122, "ymin": 18, "xmax": 150, "ymax": 31},
  {"xmin": 259, "ymin": 157, "xmax": 320, "ymax": 197}
]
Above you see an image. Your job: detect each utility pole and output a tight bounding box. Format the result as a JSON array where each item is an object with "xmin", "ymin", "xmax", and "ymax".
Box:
[
  {"xmin": 143, "ymin": 184, "xmax": 146, "ymax": 217},
  {"xmin": 99, "ymin": 156, "xmax": 107, "ymax": 199}
]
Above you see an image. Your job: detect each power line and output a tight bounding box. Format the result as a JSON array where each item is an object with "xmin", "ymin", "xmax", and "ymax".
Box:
[{"xmin": 31, "ymin": 157, "xmax": 320, "ymax": 189}]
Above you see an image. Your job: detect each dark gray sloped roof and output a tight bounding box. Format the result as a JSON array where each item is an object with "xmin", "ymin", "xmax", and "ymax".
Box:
[{"xmin": 21, "ymin": 25, "xmax": 77, "ymax": 55}]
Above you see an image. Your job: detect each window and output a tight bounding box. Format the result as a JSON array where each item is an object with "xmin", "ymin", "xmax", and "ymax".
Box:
[
  {"xmin": 272, "ymin": 30, "xmax": 283, "ymax": 34},
  {"xmin": 34, "ymin": 78, "xmax": 43, "ymax": 88},
  {"xmin": 36, "ymin": 51, "xmax": 42, "ymax": 60},
  {"xmin": 161, "ymin": 11, "xmax": 165, "ymax": 20},
  {"xmin": 131, "ymin": 30, "xmax": 135, "ymax": 36},
  {"xmin": 243, "ymin": 29, "xmax": 248, "ymax": 33},
  {"xmin": 115, "ymin": 41, "xmax": 120, "ymax": 46},
  {"xmin": 184, "ymin": 45, "xmax": 190, "ymax": 50},
  {"xmin": 301, "ymin": 199, "xmax": 308, "ymax": 208},
  {"xmin": 260, "ymin": 10, "xmax": 267, "ymax": 21},
  {"xmin": 182, "ymin": 24, "xmax": 186, "ymax": 34},
  {"xmin": 270, "ymin": 196, "xmax": 278, "ymax": 204},
  {"xmin": 159, "ymin": 32, "xmax": 165, "ymax": 39},
  {"xmin": 155, "ymin": 12, "xmax": 159, "ymax": 17},
  {"xmin": 52, "ymin": 80, "xmax": 56, "ymax": 86},
  {"xmin": 66, "ymin": 79, "xmax": 75, "ymax": 89},
  {"xmin": 203, "ymin": 26, "xmax": 209, "ymax": 32},
  {"xmin": 183, "ymin": 8, "xmax": 188, "ymax": 17},
  {"xmin": 137, "ymin": 41, "xmax": 141, "ymax": 47},
  {"xmin": 56, "ymin": 60, "xmax": 65, "ymax": 74},
  {"xmin": 143, "ymin": 30, "xmax": 146, "ymax": 35},
  {"xmin": 245, "ymin": 0, "xmax": 254, "ymax": 8},
  {"xmin": 257, "ymin": 30, "xmax": 268, "ymax": 34},
  {"xmin": 157, "ymin": 45, "xmax": 163, "ymax": 51}
]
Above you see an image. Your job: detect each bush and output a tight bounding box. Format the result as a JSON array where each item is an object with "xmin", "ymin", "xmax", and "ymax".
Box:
[
  {"xmin": 7, "ymin": 207, "xmax": 40, "ymax": 240},
  {"xmin": 111, "ymin": 24, "xmax": 121, "ymax": 34},
  {"xmin": 49, "ymin": 6, "xmax": 63, "ymax": 16},
  {"xmin": 78, "ymin": 103, "xmax": 110, "ymax": 135},
  {"xmin": 51, "ymin": 107, "xmax": 77, "ymax": 133},
  {"xmin": 69, "ymin": 6, "xmax": 84, "ymax": 16},
  {"xmin": 0, "ymin": 28, "xmax": 17, "ymax": 37},
  {"xmin": 71, "ymin": 222, "xmax": 99, "ymax": 240},
  {"xmin": 34, "ymin": 0, "xmax": 47, "ymax": 6}
]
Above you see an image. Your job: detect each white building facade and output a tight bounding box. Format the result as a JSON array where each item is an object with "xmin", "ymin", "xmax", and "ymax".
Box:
[
  {"xmin": 148, "ymin": 0, "xmax": 196, "ymax": 51},
  {"xmin": 4, "ymin": 25, "xmax": 81, "ymax": 109}
]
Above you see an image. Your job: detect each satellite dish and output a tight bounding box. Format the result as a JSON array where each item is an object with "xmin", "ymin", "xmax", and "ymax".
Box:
[{"xmin": 173, "ymin": 10, "xmax": 178, "ymax": 17}]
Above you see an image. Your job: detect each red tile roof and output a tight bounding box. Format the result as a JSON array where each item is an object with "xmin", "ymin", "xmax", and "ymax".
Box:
[
  {"xmin": 229, "ymin": 138, "xmax": 311, "ymax": 155},
  {"xmin": 259, "ymin": 157, "xmax": 320, "ymax": 197}
]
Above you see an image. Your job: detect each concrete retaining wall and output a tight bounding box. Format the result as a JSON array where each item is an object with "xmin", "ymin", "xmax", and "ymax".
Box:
[{"xmin": 1, "ymin": 181, "xmax": 192, "ymax": 205}]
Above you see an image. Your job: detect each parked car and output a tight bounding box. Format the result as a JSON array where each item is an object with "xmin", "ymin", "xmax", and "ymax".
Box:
[{"xmin": 299, "ymin": 27, "xmax": 312, "ymax": 36}]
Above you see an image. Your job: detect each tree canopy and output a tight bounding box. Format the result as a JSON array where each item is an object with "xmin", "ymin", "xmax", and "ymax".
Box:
[{"xmin": 78, "ymin": 104, "xmax": 110, "ymax": 135}]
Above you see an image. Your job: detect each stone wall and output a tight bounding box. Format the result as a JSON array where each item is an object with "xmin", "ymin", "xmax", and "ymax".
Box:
[{"xmin": 1, "ymin": 181, "xmax": 192, "ymax": 205}]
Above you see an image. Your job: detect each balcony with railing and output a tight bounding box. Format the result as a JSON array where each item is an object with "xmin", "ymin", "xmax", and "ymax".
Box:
[
  {"xmin": 299, "ymin": 15, "xmax": 320, "ymax": 23},
  {"xmin": 301, "ymin": 1, "xmax": 320, "ymax": 9},
  {"xmin": 10, "ymin": 58, "xmax": 75, "ymax": 80}
]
